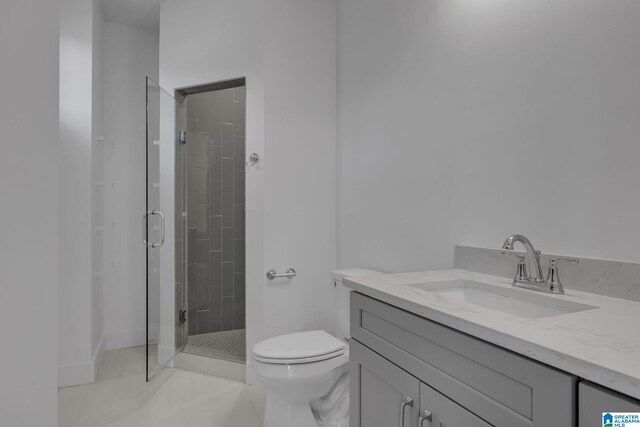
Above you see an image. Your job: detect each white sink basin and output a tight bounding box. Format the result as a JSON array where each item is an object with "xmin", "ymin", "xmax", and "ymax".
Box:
[{"xmin": 409, "ymin": 279, "xmax": 597, "ymax": 319}]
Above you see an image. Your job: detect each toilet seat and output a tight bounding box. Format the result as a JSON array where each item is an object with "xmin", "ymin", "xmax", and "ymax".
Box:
[
  {"xmin": 253, "ymin": 330, "xmax": 346, "ymax": 365},
  {"xmin": 254, "ymin": 347, "xmax": 345, "ymax": 364},
  {"xmin": 253, "ymin": 347, "xmax": 350, "ymax": 382}
]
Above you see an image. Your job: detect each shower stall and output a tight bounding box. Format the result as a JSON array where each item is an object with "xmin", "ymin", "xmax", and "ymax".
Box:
[
  {"xmin": 179, "ymin": 79, "xmax": 247, "ymax": 363},
  {"xmin": 144, "ymin": 77, "xmax": 247, "ymax": 381}
]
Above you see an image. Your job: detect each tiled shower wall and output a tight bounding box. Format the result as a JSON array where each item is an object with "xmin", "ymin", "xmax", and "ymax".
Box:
[{"xmin": 185, "ymin": 86, "xmax": 246, "ymax": 336}]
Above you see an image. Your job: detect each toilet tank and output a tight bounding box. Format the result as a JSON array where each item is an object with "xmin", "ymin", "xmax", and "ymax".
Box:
[{"xmin": 331, "ymin": 268, "xmax": 382, "ymax": 341}]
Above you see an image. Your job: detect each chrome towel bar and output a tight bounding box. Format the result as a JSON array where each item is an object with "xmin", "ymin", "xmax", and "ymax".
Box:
[{"xmin": 266, "ymin": 268, "xmax": 296, "ymax": 280}]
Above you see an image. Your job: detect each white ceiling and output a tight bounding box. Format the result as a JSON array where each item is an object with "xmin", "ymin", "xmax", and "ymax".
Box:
[{"xmin": 101, "ymin": 0, "xmax": 161, "ymax": 32}]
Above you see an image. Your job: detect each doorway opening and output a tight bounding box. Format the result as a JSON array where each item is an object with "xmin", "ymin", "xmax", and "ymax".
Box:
[{"xmin": 176, "ymin": 78, "xmax": 247, "ymax": 364}]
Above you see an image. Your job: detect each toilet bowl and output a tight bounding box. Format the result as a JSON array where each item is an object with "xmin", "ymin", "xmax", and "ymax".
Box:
[
  {"xmin": 253, "ymin": 268, "xmax": 381, "ymax": 427},
  {"xmin": 253, "ymin": 331, "xmax": 349, "ymax": 427}
]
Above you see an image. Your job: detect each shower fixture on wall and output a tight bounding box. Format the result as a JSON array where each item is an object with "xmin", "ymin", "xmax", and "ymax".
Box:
[{"xmin": 246, "ymin": 152, "xmax": 260, "ymax": 167}]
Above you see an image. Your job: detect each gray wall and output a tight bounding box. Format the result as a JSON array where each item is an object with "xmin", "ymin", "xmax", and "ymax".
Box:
[
  {"xmin": 338, "ymin": 0, "xmax": 640, "ymax": 273},
  {"xmin": 0, "ymin": 0, "xmax": 60, "ymax": 423},
  {"xmin": 103, "ymin": 21, "xmax": 160, "ymax": 350},
  {"xmin": 186, "ymin": 87, "xmax": 246, "ymax": 335}
]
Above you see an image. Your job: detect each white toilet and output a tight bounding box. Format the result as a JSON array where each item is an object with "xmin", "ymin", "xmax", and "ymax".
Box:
[{"xmin": 252, "ymin": 268, "xmax": 381, "ymax": 427}]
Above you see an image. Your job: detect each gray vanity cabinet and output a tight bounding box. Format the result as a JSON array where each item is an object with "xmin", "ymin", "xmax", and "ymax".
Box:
[
  {"xmin": 350, "ymin": 292, "xmax": 578, "ymax": 427},
  {"xmin": 578, "ymin": 382, "xmax": 640, "ymax": 427},
  {"xmin": 350, "ymin": 338, "xmax": 492, "ymax": 427},
  {"xmin": 350, "ymin": 339, "xmax": 419, "ymax": 427},
  {"xmin": 420, "ymin": 382, "xmax": 492, "ymax": 427}
]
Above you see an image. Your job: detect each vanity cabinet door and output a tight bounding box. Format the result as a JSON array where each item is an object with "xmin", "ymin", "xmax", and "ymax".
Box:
[
  {"xmin": 579, "ymin": 382, "xmax": 640, "ymax": 427},
  {"xmin": 350, "ymin": 339, "xmax": 420, "ymax": 427},
  {"xmin": 419, "ymin": 382, "xmax": 492, "ymax": 427}
]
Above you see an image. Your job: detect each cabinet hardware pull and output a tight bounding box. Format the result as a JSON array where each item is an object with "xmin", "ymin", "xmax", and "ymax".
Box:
[
  {"xmin": 400, "ymin": 396, "xmax": 414, "ymax": 427},
  {"xmin": 418, "ymin": 409, "xmax": 432, "ymax": 425}
]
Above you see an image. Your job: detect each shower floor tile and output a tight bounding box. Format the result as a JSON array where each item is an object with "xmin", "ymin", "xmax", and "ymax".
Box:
[{"xmin": 183, "ymin": 329, "xmax": 246, "ymax": 363}]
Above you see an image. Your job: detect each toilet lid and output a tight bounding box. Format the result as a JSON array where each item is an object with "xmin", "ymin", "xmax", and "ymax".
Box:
[{"xmin": 253, "ymin": 330, "xmax": 346, "ymax": 363}]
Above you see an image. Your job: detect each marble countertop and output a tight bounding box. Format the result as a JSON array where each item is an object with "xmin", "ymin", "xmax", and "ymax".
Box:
[{"xmin": 345, "ymin": 269, "xmax": 640, "ymax": 400}]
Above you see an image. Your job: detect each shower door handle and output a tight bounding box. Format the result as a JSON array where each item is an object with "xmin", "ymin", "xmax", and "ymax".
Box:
[{"xmin": 142, "ymin": 210, "xmax": 166, "ymax": 248}]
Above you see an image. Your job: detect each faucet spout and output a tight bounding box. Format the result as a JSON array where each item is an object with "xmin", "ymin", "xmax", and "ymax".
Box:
[{"xmin": 502, "ymin": 234, "xmax": 545, "ymax": 283}]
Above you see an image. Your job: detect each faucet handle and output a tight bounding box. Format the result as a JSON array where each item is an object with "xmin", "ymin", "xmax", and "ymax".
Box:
[
  {"xmin": 549, "ymin": 257, "xmax": 580, "ymax": 266},
  {"xmin": 500, "ymin": 249, "xmax": 525, "ymax": 261},
  {"xmin": 501, "ymin": 250, "xmax": 529, "ymax": 283},
  {"xmin": 546, "ymin": 257, "xmax": 578, "ymax": 294}
]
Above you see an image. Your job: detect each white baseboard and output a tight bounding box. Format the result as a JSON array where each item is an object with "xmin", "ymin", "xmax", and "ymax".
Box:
[
  {"xmin": 58, "ymin": 360, "xmax": 94, "ymax": 388},
  {"xmin": 58, "ymin": 335, "xmax": 105, "ymax": 388},
  {"xmin": 105, "ymin": 329, "xmax": 145, "ymax": 350}
]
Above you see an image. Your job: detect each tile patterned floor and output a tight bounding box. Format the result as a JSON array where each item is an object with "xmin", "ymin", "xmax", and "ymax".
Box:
[
  {"xmin": 183, "ymin": 329, "xmax": 246, "ymax": 363},
  {"xmin": 58, "ymin": 346, "xmax": 265, "ymax": 427}
]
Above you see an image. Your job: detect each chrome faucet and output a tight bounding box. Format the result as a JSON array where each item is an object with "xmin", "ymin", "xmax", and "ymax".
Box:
[
  {"xmin": 502, "ymin": 234, "xmax": 545, "ymax": 283},
  {"xmin": 501, "ymin": 234, "xmax": 565, "ymax": 294}
]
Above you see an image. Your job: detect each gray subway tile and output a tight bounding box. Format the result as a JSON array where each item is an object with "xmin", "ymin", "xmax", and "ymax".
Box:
[
  {"xmin": 187, "ymin": 97, "xmax": 197, "ymax": 121},
  {"xmin": 221, "ymin": 89, "xmax": 235, "ymax": 124},
  {"xmin": 209, "ymin": 286, "xmax": 222, "ymax": 326},
  {"xmin": 209, "ymin": 180, "xmax": 222, "ymax": 216},
  {"xmin": 211, "ymin": 120, "xmax": 221, "ymax": 146},
  {"xmin": 222, "ymin": 124, "xmax": 234, "ymax": 158},
  {"xmin": 234, "ymin": 305, "xmax": 245, "ymax": 330},
  {"xmin": 186, "ymin": 119, "xmax": 197, "ymax": 133},
  {"xmin": 222, "ymin": 193, "xmax": 233, "ymax": 227},
  {"xmin": 211, "ymin": 90, "xmax": 222, "ymax": 111},
  {"xmin": 209, "ymin": 146, "xmax": 222, "ymax": 181},
  {"xmin": 233, "ymin": 102, "xmax": 245, "ymax": 137},
  {"xmin": 188, "ymin": 309, "xmax": 197, "ymax": 335},
  {"xmin": 197, "ymin": 204, "xmax": 208, "ymax": 239},
  {"xmin": 221, "ymin": 297, "xmax": 234, "ymax": 331},
  {"xmin": 210, "ymin": 92, "xmax": 222, "ymax": 146},
  {"xmin": 186, "ymin": 158, "xmax": 197, "ymax": 190},
  {"xmin": 234, "ymin": 239, "xmax": 245, "ymax": 273},
  {"xmin": 234, "ymin": 273, "xmax": 245, "ymax": 304},
  {"xmin": 187, "ymin": 229, "xmax": 197, "ymax": 264},
  {"xmin": 233, "ymin": 137, "xmax": 245, "ymax": 171},
  {"xmin": 210, "ymin": 107, "xmax": 221, "ymax": 145},
  {"xmin": 209, "ymin": 251, "xmax": 222, "ymax": 287},
  {"xmin": 222, "ymin": 262, "xmax": 234, "ymax": 297},
  {"xmin": 197, "ymin": 275, "xmax": 209, "ymax": 311},
  {"xmin": 233, "ymin": 171, "xmax": 245, "ymax": 204},
  {"xmin": 197, "ymin": 169, "xmax": 208, "ymax": 204},
  {"xmin": 197, "ymin": 239, "xmax": 209, "ymax": 276},
  {"xmin": 234, "ymin": 86, "xmax": 246, "ymax": 102},
  {"xmin": 210, "ymin": 320, "xmax": 222, "ymax": 333},
  {"xmin": 210, "ymin": 216, "xmax": 222, "ymax": 251},
  {"xmin": 222, "ymin": 159, "xmax": 234, "ymax": 193},
  {"xmin": 186, "ymin": 131, "xmax": 198, "ymax": 156},
  {"xmin": 233, "ymin": 205, "xmax": 244, "ymax": 238},
  {"xmin": 187, "ymin": 263, "xmax": 197, "ymax": 307},
  {"xmin": 196, "ymin": 93, "xmax": 210, "ymax": 134},
  {"xmin": 197, "ymin": 310, "xmax": 210, "ymax": 335},
  {"xmin": 197, "ymin": 134, "xmax": 209, "ymax": 168},
  {"xmin": 187, "ymin": 194, "xmax": 197, "ymax": 228},
  {"xmin": 222, "ymin": 227, "xmax": 234, "ymax": 262}
]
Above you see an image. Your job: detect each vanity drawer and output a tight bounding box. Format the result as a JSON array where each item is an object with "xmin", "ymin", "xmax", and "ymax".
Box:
[{"xmin": 350, "ymin": 292, "xmax": 577, "ymax": 427}]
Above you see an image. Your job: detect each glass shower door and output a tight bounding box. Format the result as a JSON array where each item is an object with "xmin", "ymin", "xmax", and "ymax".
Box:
[{"xmin": 145, "ymin": 78, "xmax": 186, "ymax": 381}]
